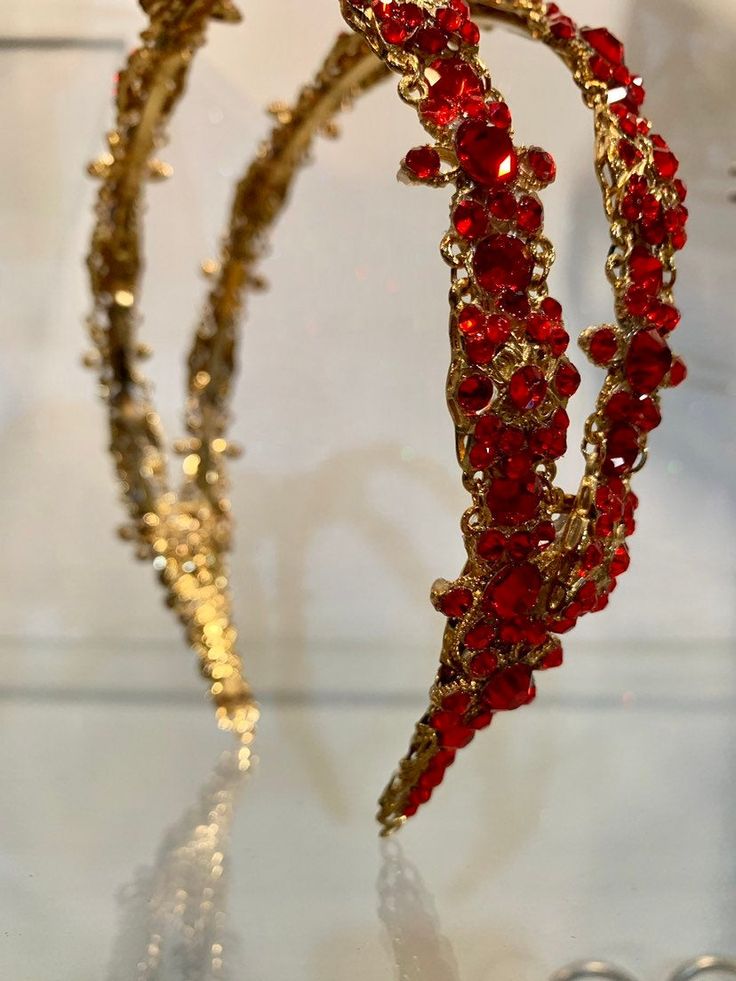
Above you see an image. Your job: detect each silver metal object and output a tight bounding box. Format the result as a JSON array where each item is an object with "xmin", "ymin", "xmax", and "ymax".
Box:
[
  {"xmin": 669, "ymin": 955, "xmax": 736, "ymax": 980},
  {"xmin": 550, "ymin": 962, "xmax": 639, "ymax": 981}
]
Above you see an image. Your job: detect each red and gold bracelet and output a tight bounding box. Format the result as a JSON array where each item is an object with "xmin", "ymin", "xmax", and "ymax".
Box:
[{"xmin": 85, "ymin": 0, "xmax": 686, "ymax": 826}]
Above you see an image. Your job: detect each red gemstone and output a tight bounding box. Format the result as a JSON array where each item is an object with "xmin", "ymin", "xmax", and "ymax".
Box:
[
  {"xmin": 487, "ymin": 476, "xmax": 541, "ymax": 525},
  {"xmin": 603, "ymin": 423, "xmax": 641, "ymax": 476},
  {"xmin": 629, "ymin": 247, "xmax": 663, "ymax": 294},
  {"xmin": 605, "ymin": 390, "xmax": 661, "ymax": 432},
  {"xmin": 542, "ymin": 296, "xmax": 562, "ymax": 320},
  {"xmin": 484, "ymin": 664, "xmax": 536, "ymax": 710},
  {"xmin": 464, "ymin": 620, "xmax": 496, "ymax": 650},
  {"xmin": 477, "ymin": 528, "xmax": 506, "ymax": 562},
  {"xmin": 437, "ymin": 586, "xmax": 474, "ymax": 617},
  {"xmin": 554, "ymin": 360, "xmax": 581, "ymax": 397},
  {"xmin": 380, "ymin": 17, "xmax": 410, "ymax": 44},
  {"xmin": 453, "ymin": 198, "xmax": 488, "ymax": 238},
  {"xmin": 398, "ymin": 2, "xmax": 424, "ymax": 28},
  {"xmin": 485, "ymin": 101, "xmax": 512, "ymax": 129},
  {"xmin": 442, "ymin": 691, "xmax": 472, "ymax": 714},
  {"xmin": 438, "ymin": 724, "xmax": 475, "ymax": 748},
  {"xmin": 618, "ymin": 140, "xmax": 643, "ymax": 169},
  {"xmin": 465, "ymin": 332, "xmax": 496, "ymax": 366},
  {"xmin": 420, "ymin": 57, "xmax": 484, "ymax": 126},
  {"xmin": 530, "ymin": 423, "xmax": 566, "ymax": 459},
  {"xmin": 646, "ymin": 301, "xmax": 681, "ymax": 335},
  {"xmin": 589, "ymin": 54, "xmax": 613, "ymax": 83},
  {"xmin": 497, "ymin": 427, "xmax": 526, "ymax": 455},
  {"xmin": 487, "ymin": 189, "xmax": 517, "ymax": 221},
  {"xmin": 469, "ymin": 650, "xmax": 500, "ymax": 678},
  {"xmin": 540, "ymin": 641, "xmax": 564, "ymax": 669},
  {"xmin": 611, "ymin": 544, "xmax": 631, "ymax": 576},
  {"xmin": 404, "ymin": 145, "xmax": 441, "ymax": 179},
  {"xmin": 625, "ymin": 286, "xmax": 652, "ymax": 318},
  {"xmin": 526, "ymin": 312, "xmax": 554, "ymax": 343},
  {"xmin": 550, "ymin": 16, "xmax": 576, "ymax": 40},
  {"xmin": 457, "ymin": 374, "xmax": 494, "ymax": 413},
  {"xmin": 525, "ymin": 147, "xmax": 557, "ymax": 185},
  {"xmin": 485, "ymin": 314, "xmax": 512, "ymax": 345},
  {"xmin": 582, "ymin": 541, "xmax": 604, "ymax": 572},
  {"xmin": 474, "ymin": 413, "xmax": 503, "ymax": 443},
  {"xmin": 499, "ymin": 290, "xmax": 531, "ymax": 319},
  {"xmin": 473, "ymin": 234, "xmax": 533, "ymax": 294},
  {"xmin": 667, "ymin": 356, "xmax": 687, "ymax": 387},
  {"xmin": 455, "ymin": 120, "xmax": 518, "ymax": 187},
  {"xmin": 581, "ymin": 26, "xmax": 624, "ymax": 65},
  {"xmin": 624, "ymin": 329, "xmax": 673, "ymax": 393},
  {"xmin": 457, "ymin": 303, "xmax": 485, "ymax": 334},
  {"xmin": 547, "ymin": 326, "xmax": 568, "ymax": 356},
  {"xmin": 484, "ymin": 562, "xmax": 542, "ymax": 619},
  {"xmin": 460, "ymin": 19, "xmax": 480, "ymax": 45},
  {"xmin": 516, "ymin": 195, "xmax": 543, "ymax": 233},
  {"xmin": 412, "ymin": 25, "xmax": 447, "ymax": 53},
  {"xmin": 435, "ymin": 5, "xmax": 464, "ymax": 32},
  {"xmin": 509, "ymin": 365, "xmax": 548, "ymax": 410},
  {"xmin": 653, "ymin": 145, "xmax": 679, "ymax": 180},
  {"xmin": 588, "ymin": 327, "xmax": 619, "ymax": 365}
]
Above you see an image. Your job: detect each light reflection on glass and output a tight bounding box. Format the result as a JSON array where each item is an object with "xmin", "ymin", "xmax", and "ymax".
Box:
[{"xmin": 105, "ymin": 750, "xmax": 249, "ymax": 981}]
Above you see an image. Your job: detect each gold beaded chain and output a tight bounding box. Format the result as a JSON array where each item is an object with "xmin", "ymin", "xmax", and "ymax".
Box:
[{"xmin": 86, "ymin": 0, "xmax": 686, "ymax": 829}]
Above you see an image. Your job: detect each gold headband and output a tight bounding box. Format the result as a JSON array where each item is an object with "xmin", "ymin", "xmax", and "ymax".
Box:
[{"xmin": 85, "ymin": 0, "xmax": 687, "ymax": 831}]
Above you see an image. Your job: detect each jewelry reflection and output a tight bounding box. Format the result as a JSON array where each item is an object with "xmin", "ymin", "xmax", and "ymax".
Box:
[
  {"xmin": 669, "ymin": 956, "xmax": 736, "ymax": 980},
  {"xmin": 377, "ymin": 840, "xmax": 461, "ymax": 981},
  {"xmin": 550, "ymin": 957, "xmax": 736, "ymax": 981},
  {"xmin": 550, "ymin": 964, "xmax": 638, "ymax": 981},
  {"xmin": 106, "ymin": 748, "xmax": 251, "ymax": 981}
]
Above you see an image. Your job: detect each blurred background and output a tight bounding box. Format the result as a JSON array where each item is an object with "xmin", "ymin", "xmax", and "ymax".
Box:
[{"xmin": 1, "ymin": 1, "xmax": 734, "ymax": 979}]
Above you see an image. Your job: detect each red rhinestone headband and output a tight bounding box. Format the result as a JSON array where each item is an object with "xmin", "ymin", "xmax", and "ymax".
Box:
[{"xmin": 85, "ymin": 0, "xmax": 687, "ymax": 825}]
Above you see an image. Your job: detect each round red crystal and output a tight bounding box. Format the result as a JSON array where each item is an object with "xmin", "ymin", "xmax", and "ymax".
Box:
[
  {"xmin": 457, "ymin": 374, "xmax": 494, "ymax": 413},
  {"xmin": 484, "ymin": 664, "xmax": 536, "ymax": 711},
  {"xmin": 464, "ymin": 621, "xmax": 495, "ymax": 651},
  {"xmin": 457, "ymin": 303, "xmax": 484, "ymax": 334},
  {"xmin": 515, "ymin": 195, "xmax": 543, "ymax": 234},
  {"xmin": 611, "ymin": 544, "xmax": 631, "ymax": 576},
  {"xmin": 453, "ymin": 198, "xmax": 488, "ymax": 239},
  {"xmin": 629, "ymin": 247, "xmax": 663, "ymax": 294},
  {"xmin": 473, "ymin": 234, "xmax": 533, "ymax": 294},
  {"xmin": 605, "ymin": 390, "xmax": 661, "ymax": 432},
  {"xmin": 509, "ymin": 365, "xmax": 548, "ymax": 411},
  {"xmin": 624, "ymin": 329, "xmax": 673, "ymax": 393},
  {"xmin": 554, "ymin": 360, "xmax": 581, "ymax": 398},
  {"xmin": 487, "ymin": 476, "xmax": 541, "ymax": 525},
  {"xmin": 421, "ymin": 57, "xmax": 484, "ymax": 126},
  {"xmin": 404, "ymin": 145, "xmax": 441, "ymax": 180},
  {"xmin": 487, "ymin": 190, "xmax": 517, "ymax": 221},
  {"xmin": 437, "ymin": 586, "xmax": 474, "ymax": 618},
  {"xmin": 485, "ymin": 562, "xmax": 542, "ymax": 620},
  {"xmin": 667, "ymin": 356, "xmax": 687, "ymax": 387},
  {"xmin": 455, "ymin": 120, "xmax": 518, "ymax": 187},
  {"xmin": 603, "ymin": 423, "xmax": 641, "ymax": 476},
  {"xmin": 469, "ymin": 651, "xmax": 500, "ymax": 678},
  {"xmin": 588, "ymin": 327, "xmax": 619, "ymax": 365},
  {"xmin": 476, "ymin": 529, "xmax": 506, "ymax": 563},
  {"xmin": 653, "ymin": 146, "xmax": 679, "ymax": 180},
  {"xmin": 485, "ymin": 101, "xmax": 512, "ymax": 129},
  {"xmin": 525, "ymin": 147, "xmax": 557, "ymax": 185}
]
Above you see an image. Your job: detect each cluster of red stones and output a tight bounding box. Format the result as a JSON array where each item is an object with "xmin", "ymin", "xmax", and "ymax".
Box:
[{"xmin": 345, "ymin": 0, "xmax": 687, "ymax": 827}]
